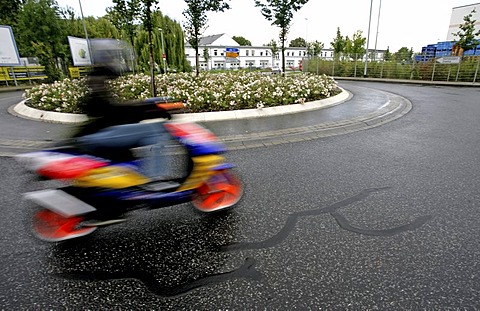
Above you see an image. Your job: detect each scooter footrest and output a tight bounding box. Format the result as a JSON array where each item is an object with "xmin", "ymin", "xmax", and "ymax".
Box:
[{"xmin": 140, "ymin": 181, "xmax": 180, "ymax": 192}]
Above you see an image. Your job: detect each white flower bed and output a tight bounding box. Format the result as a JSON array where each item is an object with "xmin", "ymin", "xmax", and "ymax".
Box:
[
  {"xmin": 24, "ymin": 72, "xmax": 339, "ymax": 114},
  {"xmin": 24, "ymin": 78, "xmax": 89, "ymax": 113}
]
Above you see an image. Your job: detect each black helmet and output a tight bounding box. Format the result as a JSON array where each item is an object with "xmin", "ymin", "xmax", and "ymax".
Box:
[{"xmin": 89, "ymin": 39, "xmax": 133, "ymax": 75}]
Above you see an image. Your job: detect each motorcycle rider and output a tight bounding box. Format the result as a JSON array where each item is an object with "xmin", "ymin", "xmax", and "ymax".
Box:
[{"xmin": 72, "ymin": 39, "xmax": 171, "ymax": 178}]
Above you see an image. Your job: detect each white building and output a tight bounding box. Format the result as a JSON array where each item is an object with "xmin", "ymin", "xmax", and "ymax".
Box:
[
  {"xmin": 185, "ymin": 33, "xmax": 330, "ymax": 71},
  {"xmin": 184, "ymin": 33, "xmax": 384, "ymax": 70},
  {"xmin": 446, "ymin": 3, "xmax": 480, "ymax": 41}
]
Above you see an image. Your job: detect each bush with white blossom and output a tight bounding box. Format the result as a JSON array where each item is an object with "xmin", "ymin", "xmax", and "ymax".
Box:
[
  {"xmin": 24, "ymin": 72, "xmax": 339, "ymax": 113},
  {"xmin": 23, "ymin": 78, "xmax": 89, "ymax": 113}
]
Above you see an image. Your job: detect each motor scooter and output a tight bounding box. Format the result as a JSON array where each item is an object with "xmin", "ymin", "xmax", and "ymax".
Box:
[{"xmin": 16, "ymin": 97, "xmax": 243, "ymax": 242}]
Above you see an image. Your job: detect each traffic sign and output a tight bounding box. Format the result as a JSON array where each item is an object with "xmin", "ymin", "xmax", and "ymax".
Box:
[
  {"xmin": 437, "ymin": 56, "xmax": 461, "ymax": 64},
  {"xmin": 226, "ymin": 52, "xmax": 239, "ymax": 58}
]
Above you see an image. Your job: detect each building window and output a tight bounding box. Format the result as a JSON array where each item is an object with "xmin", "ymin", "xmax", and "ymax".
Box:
[
  {"xmin": 214, "ymin": 50, "xmax": 218, "ymax": 56},
  {"xmin": 246, "ymin": 50, "xmax": 249, "ymax": 56},
  {"xmin": 260, "ymin": 51, "xmax": 263, "ymax": 56},
  {"xmin": 252, "ymin": 50, "xmax": 255, "ymax": 56}
]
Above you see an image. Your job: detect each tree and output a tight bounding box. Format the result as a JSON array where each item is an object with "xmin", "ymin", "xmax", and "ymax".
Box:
[
  {"xmin": 132, "ymin": 10, "xmax": 188, "ymax": 74},
  {"xmin": 0, "ymin": 0, "xmax": 25, "ymax": 25},
  {"xmin": 68, "ymin": 16, "xmax": 120, "ymax": 39},
  {"xmin": 232, "ymin": 36, "xmax": 251, "ymax": 46},
  {"xmin": 289, "ymin": 37, "xmax": 306, "ymax": 47},
  {"xmin": 383, "ymin": 46, "xmax": 392, "ymax": 61},
  {"xmin": 268, "ymin": 39, "xmax": 279, "ymax": 66},
  {"xmin": 183, "ymin": 0, "xmax": 231, "ymax": 76},
  {"xmin": 106, "ymin": 0, "xmax": 141, "ymax": 50},
  {"xmin": 330, "ymin": 27, "xmax": 346, "ymax": 60},
  {"xmin": 62, "ymin": 5, "xmax": 121, "ymax": 40},
  {"xmin": 345, "ymin": 30, "xmax": 366, "ymax": 60},
  {"xmin": 344, "ymin": 35, "xmax": 352, "ymax": 58},
  {"xmin": 159, "ymin": 16, "xmax": 188, "ymax": 73},
  {"xmin": 394, "ymin": 47, "xmax": 413, "ymax": 63},
  {"xmin": 15, "ymin": 0, "xmax": 68, "ymax": 81},
  {"xmin": 255, "ymin": 0, "xmax": 309, "ymax": 74},
  {"xmin": 308, "ymin": 40, "xmax": 324, "ymax": 57},
  {"xmin": 452, "ymin": 9, "xmax": 480, "ymax": 56},
  {"xmin": 203, "ymin": 47, "xmax": 210, "ymax": 70}
]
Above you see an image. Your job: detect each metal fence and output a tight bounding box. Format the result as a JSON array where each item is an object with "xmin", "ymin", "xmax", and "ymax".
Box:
[
  {"xmin": 0, "ymin": 66, "xmax": 48, "ymax": 86},
  {"xmin": 303, "ymin": 55, "xmax": 480, "ymax": 83}
]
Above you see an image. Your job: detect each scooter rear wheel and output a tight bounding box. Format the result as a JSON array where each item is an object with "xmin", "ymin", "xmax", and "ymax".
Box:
[
  {"xmin": 192, "ymin": 171, "xmax": 243, "ymax": 213},
  {"xmin": 32, "ymin": 209, "xmax": 96, "ymax": 242}
]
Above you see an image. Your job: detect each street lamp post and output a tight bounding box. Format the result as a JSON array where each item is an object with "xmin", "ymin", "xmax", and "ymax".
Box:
[
  {"xmin": 373, "ymin": 0, "xmax": 382, "ymax": 61},
  {"xmin": 363, "ymin": 0, "xmax": 374, "ymax": 77},
  {"xmin": 78, "ymin": 0, "xmax": 93, "ymax": 65}
]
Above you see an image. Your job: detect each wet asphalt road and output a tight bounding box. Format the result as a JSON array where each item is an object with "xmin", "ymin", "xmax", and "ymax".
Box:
[{"xmin": 1, "ymin": 82, "xmax": 480, "ymax": 309}]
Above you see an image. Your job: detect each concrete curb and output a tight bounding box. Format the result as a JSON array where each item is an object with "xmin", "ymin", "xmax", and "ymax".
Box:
[
  {"xmin": 11, "ymin": 100, "xmax": 89, "ymax": 123},
  {"xmin": 11, "ymin": 88, "xmax": 349, "ymax": 124},
  {"xmin": 173, "ymin": 88, "xmax": 349, "ymax": 122},
  {"xmin": 221, "ymin": 91, "xmax": 412, "ymax": 150}
]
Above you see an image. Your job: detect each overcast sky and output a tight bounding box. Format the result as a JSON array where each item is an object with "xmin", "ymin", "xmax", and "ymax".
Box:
[{"xmin": 57, "ymin": 0, "xmax": 478, "ymax": 52}]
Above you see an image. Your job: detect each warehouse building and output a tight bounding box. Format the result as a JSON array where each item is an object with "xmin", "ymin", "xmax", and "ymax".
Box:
[{"xmin": 416, "ymin": 3, "xmax": 480, "ymax": 62}]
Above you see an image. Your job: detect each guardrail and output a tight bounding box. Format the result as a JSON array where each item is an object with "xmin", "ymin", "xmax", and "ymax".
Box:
[
  {"xmin": 0, "ymin": 66, "xmax": 47, "ymax": 86},
  {"xmin": 1, "ymin": 66, "xmax": 93, "ymax": 87}
]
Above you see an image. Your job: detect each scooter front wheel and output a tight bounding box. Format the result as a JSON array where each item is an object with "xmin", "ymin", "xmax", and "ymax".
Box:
[
  {"xmin": 32, "ymin": 209, "xmax": 96, "ymax": 242},
  {"xmin": 192, "ymin": 170, "xmax": 243, "ymax": 213}
]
